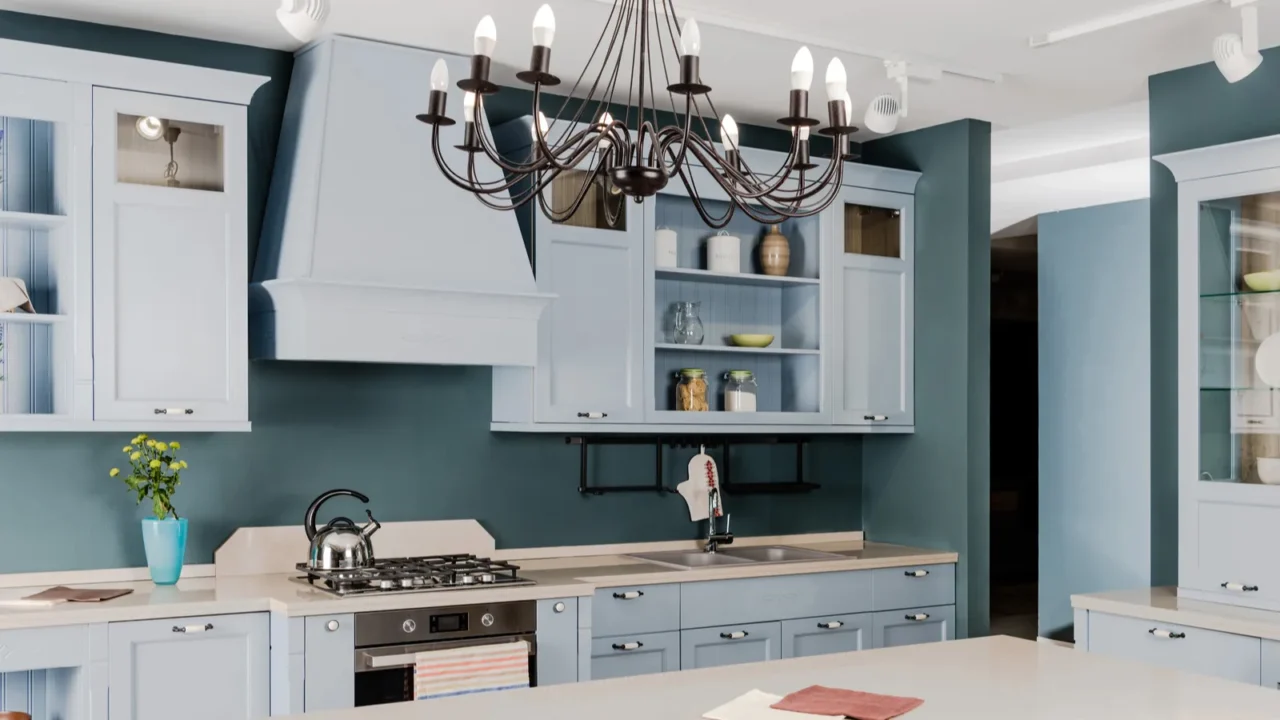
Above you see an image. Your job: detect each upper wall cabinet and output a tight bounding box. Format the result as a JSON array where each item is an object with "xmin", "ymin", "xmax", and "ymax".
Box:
[
  {"xmin": 1158, "ymin": 134, "xmax": 1280, "ymax": 612},
  {"xmin": 490, "ymin": 124, "xmax": 919, "ymax": 434},
  {"xmin": 0, "ymin": 39, "xmax": 265, "ymax": 431}
]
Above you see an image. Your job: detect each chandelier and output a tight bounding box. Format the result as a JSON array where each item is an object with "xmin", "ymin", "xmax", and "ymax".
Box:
[{"xmin": 416, "ymin": 0, "xmax": 858, "ymax": 228}]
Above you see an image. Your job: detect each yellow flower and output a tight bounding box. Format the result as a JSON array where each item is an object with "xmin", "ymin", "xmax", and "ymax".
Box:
[
  {"xmin": 169, "ymin": 463, "xmax": 181, "ymax": 472},
  {"xmin": 169, "ymin": 441, "xmax": 180, "ymax": 450},
  {"xmin": 130, "ymin": 452, "xmax": 142, "ymax": 461},
  {"xmin": 148, "ymin": 459, "xmax": 161, "ymax": 469},
  {"xmin": 109, "ymin": 468, "xmax": 120, "ymax": 477},
  {"xmin": 132, "ymin": 434, "xmax": 147, "ymax": 444},
  {"xmin": 180, "ymin": 460, "xmax": 189, "ymax": 469},
  {"xmin": 146, "ymin": 439, "xmax": 156, "ymax": 448},
  {"xmin": 122, "ymin": 446, "xmax": 133, "ymax": 453},
  {"xmin": 154, "ymin": 442, "xmax": 168, "ymax": 452}
]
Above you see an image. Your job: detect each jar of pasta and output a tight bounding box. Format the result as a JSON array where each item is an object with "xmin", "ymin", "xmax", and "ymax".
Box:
[{"xmin": 675, "ymin": 369, "xmax": 709, "ymax": 411}]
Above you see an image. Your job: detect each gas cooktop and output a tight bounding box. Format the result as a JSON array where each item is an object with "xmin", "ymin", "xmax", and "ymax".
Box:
[{"xmin": 294, "ymin": 554, "xmax": 536, "ymax": 597}]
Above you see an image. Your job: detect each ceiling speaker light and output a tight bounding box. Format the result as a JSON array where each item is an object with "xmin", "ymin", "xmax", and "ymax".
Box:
[
  {"xmin": 864, "ymin": 95, "xmax": 901, "ymax": 134},
  {"xmin": 1214, "ymin": 3, "xmax": 1262, "ymax": 83},
  {"xmin": 277, "ymin": 0, "xmax": 330, "ymax": 44}
]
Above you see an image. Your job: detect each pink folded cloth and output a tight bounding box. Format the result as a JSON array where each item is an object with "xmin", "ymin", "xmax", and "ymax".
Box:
[{"xmin": 770, "ymin": 685, "xmax": 923, "ymax": 720}]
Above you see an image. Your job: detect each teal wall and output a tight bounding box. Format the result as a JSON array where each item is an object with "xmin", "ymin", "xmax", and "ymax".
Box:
[
  {"xmin": 859, "ymin": 120, "xmax": 992, "ymax": 638},
  {"xmin": 1037, "ymin": 200, "xmax": 1151, "ymax": 640},
  {"xmin": 0, "ymin": 13, "xmax": 864, "ymax": 573},
  {"xmin": 1147, "ymin": 46, "xmax": 1280, "ymax": 586}
]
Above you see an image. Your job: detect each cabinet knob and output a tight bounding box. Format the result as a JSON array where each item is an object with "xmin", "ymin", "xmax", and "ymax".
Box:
[
  {"xmin": 719, "ymin": 630, "xmax": 749, "ymax": 640},
  {"xmin": 817, "ymin": 621, "xmax": 844, "ymax": 630},
  {"xmin": 904, "ymin": 569, "xmax": 929, "ymax": 578},
  {"xmin": 577, "ymin": 412, "xmax": 608, "ymax": 419},
  {"xmin": 1148, "ymin": 628, "xmax": 1185, "ymax": 639},
  {"xmin": 864, "ymin": 415, "xmax": 889, "ymax": 422},
  {"xmin": 904, "ymin": 613, "xmax": 929, "ymax": 622},
  {"xmin": 154, "ymin": 408, "xmax": 195, "ymax": 415},
  {"xmin": 1220, "ymin": 582, "xmax": 1259, "ymax": 592},
  {"xmin": 553, "ymin": 602, "xmax": 566, "ymax": 613},
  {"xmin": 611, "ymin": 641, "xmax": 643, "ymax": 651},
  {"xmin": 326, "ymin": 620, "xmax": 340, "ymax": 632},
  {"xmin": 172, "ymin": 623, "xmax": 213, "ymax": 634},
  {"xmin": 612, "ymin": 590, "xmax": 644, "ymax": 600}
]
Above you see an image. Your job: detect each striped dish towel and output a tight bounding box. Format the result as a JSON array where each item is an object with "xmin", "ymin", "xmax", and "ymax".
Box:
[{"xmin": 414, "ymin": 640, "xmax": 530, "ymax": 701}]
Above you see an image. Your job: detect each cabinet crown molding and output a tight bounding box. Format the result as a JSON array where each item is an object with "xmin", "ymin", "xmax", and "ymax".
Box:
[{"xmin": 1155, "ymin": 133, "xmax": 1280, "ymax": 183}]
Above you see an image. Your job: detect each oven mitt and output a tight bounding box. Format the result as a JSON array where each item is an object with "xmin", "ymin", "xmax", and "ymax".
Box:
[
  {"xmin": 0, "ymin": 277, "xmax": 35, "ymax": 314},
  {"xmin": 676, "ymin": 451, "xmax": 719, "ymax": 522}
]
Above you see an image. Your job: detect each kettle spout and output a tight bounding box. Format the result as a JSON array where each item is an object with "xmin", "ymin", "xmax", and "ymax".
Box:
[{"xmin": 360, "ymin": 509, "xmax": 381, "ymax": 539}]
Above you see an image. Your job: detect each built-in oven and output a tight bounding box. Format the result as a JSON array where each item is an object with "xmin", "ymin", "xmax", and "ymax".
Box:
[{"xmin": 353, "ymin": 600, "xmax": 538, "ymax": 707}]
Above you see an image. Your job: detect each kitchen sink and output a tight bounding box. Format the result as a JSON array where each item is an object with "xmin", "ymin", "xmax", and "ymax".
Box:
[
  {"xmin": 627, "ymin": 551, "xmax": 755, "ymax": 569},
  {"xmin": 628, "ymin": 545, "xmax": 845, "ymax": 570}
]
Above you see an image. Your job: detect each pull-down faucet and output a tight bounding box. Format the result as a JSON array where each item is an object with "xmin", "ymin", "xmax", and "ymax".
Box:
[{"xmin": 705, "ymin": 487, "xmax": 734, "ymax": 553}]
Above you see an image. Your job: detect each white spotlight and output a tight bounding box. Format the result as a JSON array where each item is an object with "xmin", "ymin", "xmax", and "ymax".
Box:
[
  {"xmin": 277, "ymin": 0, "xmax": 329, "ymax": 43},
  {"xmin": 864, "ymin": 61, "xmax": 911, "ymax": 135},
  {"xmin": 1214, "ymin": 3, "xmax": 1262, "ymax": 84}
]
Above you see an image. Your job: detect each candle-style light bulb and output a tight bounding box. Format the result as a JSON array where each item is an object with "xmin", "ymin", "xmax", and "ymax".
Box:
[
  {"xmin": 474, "ymin": 15, "xmax": 497, "ymax": 57},
  {"xmin": 463, "ymin": 91, "xmax": 477, "ymax": 122},
  {"xmin": 720, "ymin": 114, "xmax": 739, "ymax": 151},
  {"xmin": 792, "ymin": 125, "xmax": 810, "ymax": 141},
  {"xmin": 597, "ymin": 111, "xmax": 614, "ymax": 148},
  {"xmin": 532, "ymin": 5, "xmax": 556, "ymax": 47},
  {"xmin": 431, "ymin": 59, "xmax": 449, "ymax": 92},
  {"xmin": 680, "ymin": 17, "xmax": 701, "ymax": 57},
  {"xmin": 790, "ymin": 46, "xmax": 814, "ymax": 91},
  {"xmin": 825, "ymin": 58, "xmax": 846, "ymax": 102},
  {"xmin": 531, "ymin": 111, "xmax": 549, "ymax": 140}
]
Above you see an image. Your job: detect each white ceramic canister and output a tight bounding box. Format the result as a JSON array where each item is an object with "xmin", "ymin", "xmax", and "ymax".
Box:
[
  {"xmin": 708, "ymin": 231, "xmax": 741, "ymax": 274},
  {"xmin": 655, "ymin": 227, "xmax": 678, "ymax": 268}
]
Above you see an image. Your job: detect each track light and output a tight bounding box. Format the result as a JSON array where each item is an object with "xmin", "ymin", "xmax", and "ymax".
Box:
[
  {"xmin": 1214, "ymin": 2, "xmax": 1262, "ymax": 83},
  {"xmin": 277, "ymin": 0, "xmax": 329, "ymax": 43},
  {"xmin": 864, "ymin": 61, "xmax": 914, "ymax": 135}
]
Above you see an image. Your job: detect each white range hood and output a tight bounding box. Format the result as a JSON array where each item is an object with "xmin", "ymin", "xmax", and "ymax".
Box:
[{"xmin": 252, "ymin": 36, "xmax": 551, "ymax": 367}]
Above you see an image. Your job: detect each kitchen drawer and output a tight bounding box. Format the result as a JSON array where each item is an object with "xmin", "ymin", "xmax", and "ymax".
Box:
[
  {"xmin": 1087, "ymin": 611, "xmax": 1261, "ymax": 685},
  {"xmin": 1185, "ymin": 500, "xmax": 1280, "ymax": 608},
  {"xmin": 680, "ymin": 622, "xmax": 781, "ymax": 670},
  {"xmin": 872, "ymin": 564, "xmax": 955, "ymax": 610},
  {"xmin": 590, "ymin": 631, "xmax": 680, "ymax": 680},
  {"xmin": 680, "ymin": 571, "xmax": 873, "ymax": 629},
  {"xmin": 1262, "ymin": 639, "xmax": 1279, "ymax": 690},
  {"xmin": 781, "ymin": 613, "xmax": 872, "ymax": 659},
  {"xmin": 593, "ymin": 584, "xmax": 679, "ymax": 637},
  {"xmin": 0, "ymin": 624, "xmax": 90, "ymax": 673},
  {"xmin": 872, "ymin": 605, "xmax": 954, "ymax": 648}
]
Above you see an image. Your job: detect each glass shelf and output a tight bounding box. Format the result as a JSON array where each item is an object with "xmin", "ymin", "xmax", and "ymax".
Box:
[
  {"xmin": 654, "ymin": 268, "xmax": 820, "ymax": 288},
  {"xmin": 655, "ymin": 342, "xmax": 819, "ymax": 356}
]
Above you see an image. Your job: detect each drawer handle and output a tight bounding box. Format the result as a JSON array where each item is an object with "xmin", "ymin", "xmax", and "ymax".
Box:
[
  {"xmin": 904, "ymin": 613, "xmax": 929, "ymax": 622},
  {"xmin": 817, "ymin": 621, "xmax": 844, "ymax": 630},
  {"xmin": 155, "ymin": 408, "xmax": 195, "ymax": 415},
  {"xmin": 1148, "ymin": 628, "xmax": 1185, "ymax": 640},
  {"xmin": 611, "ymin": 642, "xmax": 643, "ymax": 651},
  {"xmin": 577, "ymin": 412, "xmax": 608, "ymax": 419},
  {"xmin": 904, "ymin": 570, "xmax": 929, "ymax": 578},
  {"xmin": 612, "ymin": 590, "xmax": 644, "ymax": 600},
  {"xmin": 172, "ymin": 623, "xmax": 213, "ymax": 634},
  {"xmin": 719, "ymin": 631, "xmax": 749, "ymax": 640},
  {"xmin": 1221, "ymin": 582, "xmax": 1259, "ymax": 592},
  {"xmin": 864, "ymin": 415, "xmax": 889, "ymax": 422}
]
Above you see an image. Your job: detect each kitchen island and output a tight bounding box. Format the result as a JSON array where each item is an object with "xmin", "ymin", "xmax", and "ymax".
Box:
[{"xmin": 288, "ymin": 636, "xmax": 1280, "ymax": 719}]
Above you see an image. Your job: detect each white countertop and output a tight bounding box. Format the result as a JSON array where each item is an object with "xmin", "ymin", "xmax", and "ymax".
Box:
[
  {"xmin": 283, "ymin": 636, "xmax": 1280, "ymax": 719},
  {"xmin": 1072, "ymin": 586, "xmax": 1280, "ymax": 641},
  {"xmin": 0, "ymin": 539, "xmax": 956, "ymax": 630}
]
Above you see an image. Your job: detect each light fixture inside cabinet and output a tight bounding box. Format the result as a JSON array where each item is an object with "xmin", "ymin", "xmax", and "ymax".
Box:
[{"xmin": 135, "ymin": 116, "xmax": 166, "ymax": 141}]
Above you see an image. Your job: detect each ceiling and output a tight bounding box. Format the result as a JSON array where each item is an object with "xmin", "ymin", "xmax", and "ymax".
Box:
[{"xmin": 2, "ymin": 0, "xmax": 1272, "ymax": 141}]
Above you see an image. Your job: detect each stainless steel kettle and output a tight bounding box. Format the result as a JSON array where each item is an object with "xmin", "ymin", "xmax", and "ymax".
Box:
[{"xmin": 304, "ymin": 489, "xmax": 381, "ymax": 570}]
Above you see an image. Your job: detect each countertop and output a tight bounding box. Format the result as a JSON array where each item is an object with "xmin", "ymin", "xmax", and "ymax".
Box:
[
  {"xmin": 1072, "ymin": 586, "xmax": 1280, "ymax": 641},
  {"xmin": 0, "ymin": 538, "xmax": 955, "ymax": 630},
  {"xmin": 285, "ymin": 636, "xmax": 1280, "ymax": 719}
]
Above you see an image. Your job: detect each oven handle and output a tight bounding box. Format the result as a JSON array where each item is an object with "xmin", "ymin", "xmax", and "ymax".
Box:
[{"xmin": 357, "ymin": 635, "xmax": 535, "ymax": 672}]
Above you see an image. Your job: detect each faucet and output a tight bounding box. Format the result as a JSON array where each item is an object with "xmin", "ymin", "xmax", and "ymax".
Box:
[{"xmin": 705, "ymin": 487, "xmax": 734, "ymax": 553}]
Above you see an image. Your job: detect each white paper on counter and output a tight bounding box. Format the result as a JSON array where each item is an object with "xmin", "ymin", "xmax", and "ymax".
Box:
[{"xmin": 702, "ymin": 689, "xmax": 837, "ymax": 720}]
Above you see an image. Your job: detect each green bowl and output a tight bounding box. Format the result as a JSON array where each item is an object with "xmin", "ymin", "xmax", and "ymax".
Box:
[{"xmin": 730, "ymin": 334, "xmax": 775, "ymax": 348}]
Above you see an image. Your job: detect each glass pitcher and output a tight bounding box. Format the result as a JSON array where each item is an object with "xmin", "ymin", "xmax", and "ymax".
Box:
[{"xmin": 672, "ymin": 301, "xmax": 705, "ymax": 345}]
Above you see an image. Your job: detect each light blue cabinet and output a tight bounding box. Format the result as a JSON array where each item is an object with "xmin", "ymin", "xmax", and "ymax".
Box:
[
  {"xmin": 781, "ymin": 613, "xmax": 872, "ymax": 658},
  {"xmin": 1086, "ymin": 611, "xmax": 1261, "ymax": 686},
  {"xmin": 680, "ymin": 571, "xmax": 873, "ymax": 628},
  {"xmin": 1263, "ymin": 639, "xmax": 1280, "ymax": 690},
  {"xmin": 871, "ymin": 564, "xmax": 955, "ymax": 610},
  {"xmin": 680, "ymin": 622, "xmax": 781, "ymax": 669},
  {"xmin": 304, "ymin": 614, "xmax": 354, "ymax": 712},
  {"xmin": 593, "ymin": 584, "xmax": 680, "ymax": 637},
  {"xmin": 590, "ymin": 631, "xmax": 680, "ymax": 680},
  {"xmin": 107, "ymin": 613, "xmax": 269, "ymax": 720},
  {"xmin": 537, "ymin": 598, "xmax": 580, "ymax": 686},
  {"xmin": 832, "ymin": 186, "xmax": 915, "ymax": 427},
  {"xmin": 872, "ymin": 606, "xmax": 955, "ymax": 649}
]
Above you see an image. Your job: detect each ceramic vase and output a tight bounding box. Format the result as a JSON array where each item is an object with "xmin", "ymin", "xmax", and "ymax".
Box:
[
  {"xmin": 141, "ymin": 517, "xmax": 188, "ymax": 585},
  {"xmin": 759, "ymin": 224, "xmax": 791, "ymax": 276}
]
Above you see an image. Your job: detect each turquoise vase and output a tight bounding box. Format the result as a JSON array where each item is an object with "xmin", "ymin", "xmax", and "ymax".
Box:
[{"xmin": 141, "ymin": 517, "xmax": 187, "ymax": 585}]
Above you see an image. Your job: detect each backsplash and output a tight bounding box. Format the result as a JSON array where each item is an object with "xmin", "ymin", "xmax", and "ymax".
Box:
[{"xmin": 0, "ymin": 11, "xmax": 862, "ymax": 574}]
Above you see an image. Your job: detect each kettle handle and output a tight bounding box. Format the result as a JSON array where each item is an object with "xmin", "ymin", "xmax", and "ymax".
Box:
[{"xmin": 304, "ymin": 489, "xmax": 370, "ymax": 541}]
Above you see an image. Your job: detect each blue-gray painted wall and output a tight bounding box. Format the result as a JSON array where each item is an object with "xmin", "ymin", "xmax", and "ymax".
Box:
[
  {"xmin": 0, "ymin": 12, "xmax": 863, "ymax": 573},
  {"xmin": 1037, "ymin": 199, "xmax": 1151, "ymax": 639},
  {"xmin": 859, "ymin": 120, "xmax": 992, "ymax": 639},
  {"xmin": 1147, "ymin": 45, "xmax": 1280, "ymax": 586}
]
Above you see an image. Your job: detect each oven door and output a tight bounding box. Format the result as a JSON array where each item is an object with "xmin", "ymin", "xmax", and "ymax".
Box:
[{"xmin": 354, "ymin": 633, "xmax": 538, "ymax": 706}]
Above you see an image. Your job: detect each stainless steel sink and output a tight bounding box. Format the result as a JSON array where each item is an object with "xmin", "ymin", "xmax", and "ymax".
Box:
[
  {"xmin": 718, "ymin": 545, "xmax": 847, "ymax": 563},
  {"xmin": 627, "ymin": 550, "xmax": 755, "ymax": 570},
  {"xmin": 628, "ymin": 545, "xmax": 845, "ymax": 570}
]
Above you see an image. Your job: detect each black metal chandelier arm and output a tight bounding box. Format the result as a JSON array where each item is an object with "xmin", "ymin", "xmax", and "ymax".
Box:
[
  {"xmin": 670, "ymin": 138, "xmax": 845, "ymax": 223},
  {"xmin": 533, "ymin": 156, "xmax": 607, "ymax": 224},
  {"xmin": 650, "ymin": 94, "xmax": 697, "ymax": 174},
  {"xmin": 678, "ymin": 135, "xmax": 801, "ymax": 202},
  {"xmin": 529, "ymin": 91, "xmax": 623, "ymax": 174},
  {"xmin": 429, "ymin": 125, "xmax": 528, "ymax": 196}
]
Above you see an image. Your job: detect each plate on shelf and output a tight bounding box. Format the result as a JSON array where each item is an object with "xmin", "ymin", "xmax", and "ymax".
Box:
[
  {"xmin": 1256, "ymin": 332, "xmax": 1280, "ymax": 387},
  {"xmin": 730, "ymin": 334, "xmax": 774, "ymax": 348}
]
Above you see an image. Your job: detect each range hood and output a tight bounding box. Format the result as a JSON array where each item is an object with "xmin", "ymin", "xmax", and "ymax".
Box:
[{"xmin": 252, "ymin": 36, "xmax": 551, "ymax": 366}]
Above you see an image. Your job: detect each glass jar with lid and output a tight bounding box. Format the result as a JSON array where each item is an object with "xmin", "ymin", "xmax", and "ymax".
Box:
[
  {"xmin": 675, "ymin": 368, "xmax": 709, "ymax": 411},
  {"xmin": 724, "ymin": 370, "xmax": 758, "ymax": 412}
]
